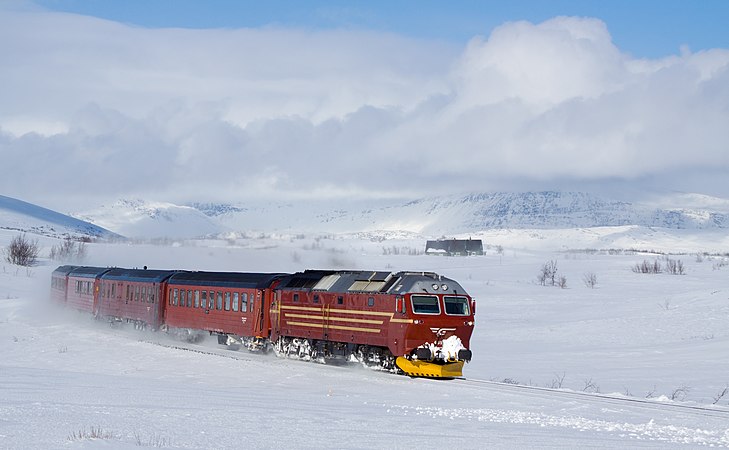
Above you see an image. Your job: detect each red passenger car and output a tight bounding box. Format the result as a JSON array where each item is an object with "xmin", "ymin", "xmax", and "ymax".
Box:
[
  {"xmin": 164, "ymin": 272, "xmax": 285, "ymax": 349},
  {"xmin": 50, "ymin": 265, "xmax": 78, "ymax": 305},
  {"xmin": 66, "ymin": 266, "xmax": 111, "ymax": 314},
  {"xmin": 97, "ymin": 268, "xmax": 177, "ymax": 330}
]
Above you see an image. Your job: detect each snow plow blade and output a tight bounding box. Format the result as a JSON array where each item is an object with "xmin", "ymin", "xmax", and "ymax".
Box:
[{"xmin": 396, "ymin": 357, "xmax": 464, "ymax": 379}]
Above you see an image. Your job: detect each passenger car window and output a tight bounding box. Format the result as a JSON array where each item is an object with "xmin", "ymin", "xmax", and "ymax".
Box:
[
  {"xmin": 241, "ymin": 293, "xmax": 248, "ymax": 312},
  {"xmin": 444, "ymin": 296, "xmax": 470, "ymax": 315},
  {"xmin": 232, "ymin": 292, "xmax": 239, "ymax": 312},
  {"xmin": 411, "ymin": 295, "xmax": 440, "ymax": 314}
]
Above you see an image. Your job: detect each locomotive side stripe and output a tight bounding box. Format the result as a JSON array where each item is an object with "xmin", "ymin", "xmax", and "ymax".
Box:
[
  {"xmin": 286, "ymin": 321, "xmax": 381, "ymax": 333},
  {"xmin": 284, "ymin": 313, "xmax": 383, "ymax": 325},
  {"xmin": 280, "ymin": 305, "xmax": 412, "ymax": 324},
  {"xmin": 281, "ymin": 305, "xmax": 323, "ymax": 312}
]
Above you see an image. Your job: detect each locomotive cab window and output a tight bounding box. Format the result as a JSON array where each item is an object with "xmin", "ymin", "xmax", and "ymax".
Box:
[
  {"xmin": 411, "ymin": 295, "xmax": 441, "ymax": 315},
  {"xmin": 444, "ymin": 296, "xmax": 470, "ymax": 316}
]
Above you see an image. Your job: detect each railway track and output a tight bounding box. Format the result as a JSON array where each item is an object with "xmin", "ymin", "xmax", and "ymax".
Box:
[{"xmin": 457, "ymin": 377, "xmax": 729, "ymax": 420}]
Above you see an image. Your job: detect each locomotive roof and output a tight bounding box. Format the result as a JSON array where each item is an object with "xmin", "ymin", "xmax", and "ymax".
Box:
[
  {"xmin": 101, "ymin": 268, "xmax": 178, "ymax": 283},
  {"xmin": 278, "ymin": 270, "xmax": 469, "ymax": 296},
  {"xmin": 168, "ymin": 271, "xmax": 285, "ymax": 289},
  {"xmin": 389, "ymin": 272, "xmax": 468, "ymax": 296},
  {"xmin": 69, "ymin": 266, "xmax": 113, "ymax": 278},
  {"xmin": 52, "ymin": 265, "xmax": 80, "ymax": 276}
]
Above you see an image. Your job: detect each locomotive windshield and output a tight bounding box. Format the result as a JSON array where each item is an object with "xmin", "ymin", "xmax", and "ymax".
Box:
[
  {"xmin": 411, "ymin": 295, "xmax": 440, "ymax": 314},
  {"xmin": 444, "ymin": 296, "xmax": 470, "ymax": 315}
]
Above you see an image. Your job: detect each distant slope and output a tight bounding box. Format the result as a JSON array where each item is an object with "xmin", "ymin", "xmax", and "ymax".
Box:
[
  {"xmin": 76, "ymin": 199, "xmax": 227, "ymax": 239},
  {"xmin": 0, "ymin": 194, "xmax": 118, "ymax": 239},
  {"xmin": 195, "ymin": 191, "xmax": 729, "ymax": 234},
  {"xmin": 74, "ymin": 191, "xmax": 729, "ymax": 239}
]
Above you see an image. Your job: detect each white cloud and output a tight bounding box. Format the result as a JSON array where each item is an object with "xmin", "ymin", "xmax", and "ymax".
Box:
[{"xmin": 1, "ymin": 9, "xmax": 728, "ymax": 209}]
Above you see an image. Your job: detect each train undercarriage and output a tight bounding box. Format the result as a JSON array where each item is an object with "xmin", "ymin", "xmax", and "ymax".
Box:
[{"xmin": 215, "ymin": 333, "xmax": 467, "ymax": 378}]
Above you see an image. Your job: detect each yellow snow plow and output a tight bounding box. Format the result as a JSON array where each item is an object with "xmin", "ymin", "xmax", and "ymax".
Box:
[{"xmin": 395, "ymin": 357, "xmax": 464, "ymax": 379}]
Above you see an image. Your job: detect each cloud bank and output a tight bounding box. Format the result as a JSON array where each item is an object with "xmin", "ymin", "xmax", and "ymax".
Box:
[{"xmin": 1, "ymin": 7, "xmax": 728, "ymax": 209}]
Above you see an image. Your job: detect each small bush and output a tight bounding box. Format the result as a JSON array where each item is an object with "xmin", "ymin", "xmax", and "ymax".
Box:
[
  {"xmin": 67, "ymin": 426, "xmax": 114, "ymax": 441},
  {"xmin": 4, "ymin": 234, "xmax": 39, "ymax": 266},
  {"xmin": 582, "ymin": 272, "xmax": 598, "ymax": 288},
  {"xmin": 632, "ymin": 259, "xmax": 662, "ymax": 274},
  {"xmin": 665, "ymin": 258, "xmax": 685, "ymax": 275},
  {"xmin": 49, "ymin": 237, "xmax": 87, "ymax": 262},
  {"xmin": 538, "ymin": 260, "xmax": 558, "ymax": 286}
]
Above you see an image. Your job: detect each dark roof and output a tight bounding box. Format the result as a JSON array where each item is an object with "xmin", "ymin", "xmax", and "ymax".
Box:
[
  {"xmin": 426, "ymin": 239, "xmax": 483, "ymax": 254},
  {"xmin": 101, "ymin": 268, "xmax": 178, "ymax": 283},
  {"xmin": 52, "ymin": 265, "xmax": 80, "ymax": 276},
  {"xmin": 168, "ymin": 271, "xmax": 286, "ymax": 289},
  {"xmin": 69, "ymin": 266, "xmax": 113, "ymax": 278}
]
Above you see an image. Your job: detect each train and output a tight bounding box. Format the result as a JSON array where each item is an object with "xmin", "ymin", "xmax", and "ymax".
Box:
[{"xmin": 51, "ymin": 265, "xmax": 476, "ymax": 378}]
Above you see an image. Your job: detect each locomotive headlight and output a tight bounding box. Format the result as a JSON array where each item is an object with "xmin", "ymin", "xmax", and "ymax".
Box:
[
  {"xmin": 441, "ymin": 284, "xmax": 448, "ymax": 291},
  {"xmin": 464, "ymin": 321, "xmax": 474, "ymax": 326},
  {"xmin": 431, "ymin": 283, "xmax": 439, "ymax": 290}
]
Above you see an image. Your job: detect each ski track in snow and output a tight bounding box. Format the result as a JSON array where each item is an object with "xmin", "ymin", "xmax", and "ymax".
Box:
[{"xmin": 383, "ymin": 404, "xmax": 729, "ymax": 447}]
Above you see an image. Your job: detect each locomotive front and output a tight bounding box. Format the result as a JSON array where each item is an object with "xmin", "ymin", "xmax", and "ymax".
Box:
[{"xmin": 390, "ymin": 272, "xmax": 475, "ymax": 378}]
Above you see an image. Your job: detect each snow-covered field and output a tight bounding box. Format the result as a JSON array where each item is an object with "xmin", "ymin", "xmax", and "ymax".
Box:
[{"xmin": 1, "ymin": 231, "xmax": 729, "ymax": 449}]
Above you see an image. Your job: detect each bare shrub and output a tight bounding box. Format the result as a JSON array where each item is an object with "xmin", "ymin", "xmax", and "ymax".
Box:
[
  {"xmin": 712, "ymin": 385, "xmax": 728, "ymax": 405},
  {"xmin": 538, "ymin": 260, "xmax": 558, "ymax": 286},
  {"xmin": 582, "ymin": 272, "xmax": 598, "ymax": 288},
  {"xmin": 632, "ymin": 259, "xmax": 662, "ymax": 274},
  {"xmin": 548, "ymin": 372, "xmax": 566, "ymax": 389},
  {"xmin": 670, "ymin": 385, "xmax": 690, "ymax": 401},
  {"xmin": 4, "ymin": 234, "xmax": 39, "ymax": 266},
  {"xmin": 134, "ymin": 431, "xmax": 171, "ymax": 447},
  {"xmin": 68, "ymin": 426, "xmax": 115, "ymax": 441},
  {"xmin": 665, "ymin": 258, "xmax": 685, "ymax": 275},
  {"xmin": 582, "ymin": 378, "xmax": 600, "ymax": 393},
  {"xmin": 557, "ymin": 275, "xmax": 568, "ymax": 289},
  {"xmin": 49, "ymin": 236, "xmax": 87, "ymax": 263}
]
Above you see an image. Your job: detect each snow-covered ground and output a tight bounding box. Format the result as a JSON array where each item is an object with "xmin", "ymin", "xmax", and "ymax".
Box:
[{"xmin": 1, "ymin": 232, "xmax": 728, "ymax": 449}]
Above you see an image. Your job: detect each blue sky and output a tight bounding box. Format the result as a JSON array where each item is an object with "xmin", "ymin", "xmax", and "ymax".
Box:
[
  {"xmin": 31, "ymin": 0, "xmax": 729, "ymax": 57},
  {"xmin": 2, "ymin": 1, "xmax": 729, "ymax": 207},
  {"xmin": 33, "ymin": 0, "xmax": 729, "ymax": 58}
]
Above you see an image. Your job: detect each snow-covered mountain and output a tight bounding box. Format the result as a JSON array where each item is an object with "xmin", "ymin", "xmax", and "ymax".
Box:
[
  {"xmin": 0, "ymin": 194, "xmax": 117, "ymax": 239},
  {"xmin": 188, "ymin": 191, "xmax": 729, "ymax": 235},
  {"xmin": 24, "ymin": 191, "xmax": 727, "ymax": 240},
  {"xmin": 75, "ymin": 199, "xmax": 227, "ymax": 239}
]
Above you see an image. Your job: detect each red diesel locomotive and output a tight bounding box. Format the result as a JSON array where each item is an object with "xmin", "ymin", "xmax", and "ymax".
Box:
[{"xmin": 51, "ymin": 266, "xmax": 475, "ymax": 378}]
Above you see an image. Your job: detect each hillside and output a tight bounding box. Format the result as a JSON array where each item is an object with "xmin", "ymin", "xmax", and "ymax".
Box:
[{"xmin": 0, "ymin": 195, "xmax": 118, "ymax": 239}]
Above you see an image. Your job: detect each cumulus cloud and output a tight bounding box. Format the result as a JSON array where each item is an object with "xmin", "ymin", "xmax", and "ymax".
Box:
[{"xmin": 1, "ymin": 8, "xmax": 728, "ymax": 210}]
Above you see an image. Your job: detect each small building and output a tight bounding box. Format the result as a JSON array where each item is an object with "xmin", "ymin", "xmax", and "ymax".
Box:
[{"xmin": 425, "ymin": 238, "xmax": 483, "ymax": 256}]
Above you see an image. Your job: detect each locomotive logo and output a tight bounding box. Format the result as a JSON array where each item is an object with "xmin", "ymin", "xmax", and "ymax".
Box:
[{"xmin": 430, "ymin": 327, "xmax": 456, "ymax": 337}]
